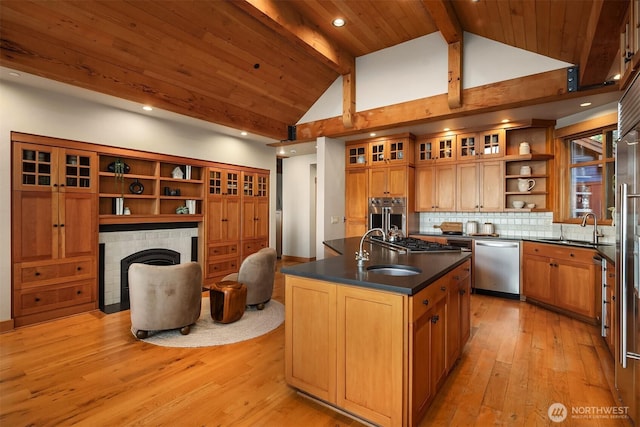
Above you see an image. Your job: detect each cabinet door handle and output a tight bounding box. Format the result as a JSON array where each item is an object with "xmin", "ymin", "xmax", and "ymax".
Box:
[
  {"xmin": 460, "ymin": 289, "xmax": 466, "ymax": 295},
  {"xmin": 76, "ymin": 266, "xmax": 82, "ymax": 271},
  {"xmin": 570, "ymin": 253, "xmax": 575, "ymax": 257},
  {"xmin": 60, "ymin": 184, "xmax": 65, "ymax": 187},
  {"xmin": 53, "ymin": 183, "xmax": 58, "ymax": 187},
  {"xmin": 76, "ymin": 290, "xmax": 82, "ymax": 295},
  {"xmin": 440, "ymin": 286, "xmax": 447, "ymax": 291},
  {"xmin": 60, "ymin": 224, "xmax": 64, "ymax": 227},
  {"xmin": 35, "ymin": 297, "xmax": 41, "ymax": 302},
  {"xmin": 431, "ymin": 315, "xmax": 440, "ymax": 324},
  {"xmin": 35, "ymin": 271, "xmax": 41, "ymax": 276}
]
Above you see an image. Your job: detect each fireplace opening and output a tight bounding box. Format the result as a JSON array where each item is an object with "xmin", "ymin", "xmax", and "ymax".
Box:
[{"xmin": 114, "ymin": 248, "xmax": 181, "ymax": 312}]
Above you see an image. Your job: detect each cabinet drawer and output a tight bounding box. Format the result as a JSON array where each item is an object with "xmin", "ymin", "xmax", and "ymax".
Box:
[
  {"xmin": 242, "ymin": 239, "xmax": 267, "ymax": 257},
  {"xmin": 523, "ymin": 242, "xmax": 595, "ymax": 263},
  {"xmin": 411, "ymin": 276, "xmax": 448, "ymax": 321},
  {"xmin": 18, "ymin": 258, "xmax": 94, "ymax": 287},
  {"xmin": 449, "ymin": 260, "xmax": 471, "ymax": 282},
  {"xmin": 207, "ymin": 243, "xmax": 239, "ymax": 258},
  {"xmin": 16, "ymin": 281, "xmax": 94, "ymax": 316},
  {"xmin": 206, "ymin": 258, "xmax": 239, "ymax": 278}
]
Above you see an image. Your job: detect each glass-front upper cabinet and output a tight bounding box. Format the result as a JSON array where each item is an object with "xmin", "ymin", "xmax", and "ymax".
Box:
[
  {"xmin": 568, "ymin": 128, "xmax": 616, "ymax": 220},
  {"xmin": 14, "ymin": 142, "xmax": 96, "ymax": 192}
]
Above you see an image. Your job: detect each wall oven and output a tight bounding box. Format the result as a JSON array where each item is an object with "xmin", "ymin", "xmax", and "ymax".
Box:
[{"xmin": 368, "ymin": 197, "xmax": 406, "ymax": 235}]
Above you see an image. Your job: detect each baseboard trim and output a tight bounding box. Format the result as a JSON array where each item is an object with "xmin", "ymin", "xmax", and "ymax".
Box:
[
  {"xmin": 0, "ymin": 318, "xmax": 15, "ymax": 333},
  {"xmin": 281, "ymin": 255, "xmax": 315, "ymax": 263}
]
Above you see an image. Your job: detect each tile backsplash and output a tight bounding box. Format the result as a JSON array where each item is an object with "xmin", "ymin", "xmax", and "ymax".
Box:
[{"xmin": 418, "ymin": 212, "xmax": 615, "ymax": 244}]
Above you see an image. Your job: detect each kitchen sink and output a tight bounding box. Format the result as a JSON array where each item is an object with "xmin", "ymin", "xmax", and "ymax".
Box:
[
  {"xmin": 366, "ymin": 264, "xmax": 422, "ymax": 276},
  {"xmin": 534, "ymin": 238, "xmax": 613, "ymax": 248}
]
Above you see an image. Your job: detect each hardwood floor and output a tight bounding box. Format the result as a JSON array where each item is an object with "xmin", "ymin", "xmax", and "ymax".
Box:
[{"xmin": 0, "ymin": 259, "xmax": 627, "ymax": 426}]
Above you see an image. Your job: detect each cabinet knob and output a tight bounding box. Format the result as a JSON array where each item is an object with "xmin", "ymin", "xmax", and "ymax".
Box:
[
  {"xmin": 35, "ymin": 271, "xmax": 41, "ymax": 276},
  {"xmin": 77, "ymin": 266, "xmax": 82, "ymax": 271},
  {"xmin": 570, "ymin": 253, "xmax": 575, "ymax": 257},
  {"xmin": 53, "ymin": 183, "xmax": 58, "ymax": 187},
  {"xmin": 440, "ymin": 286, "xmax": 446, "ymax": 291},
  {"xmin": 35, "ymin": 297, "xmax": 41, "ymax": 302},
  {"xmin": 431, "ymin": 315, "xmax": 440, "ymax": 324},
  {"xmin": 453, "ymin": 275, "xmax": 460, "ymax": 280},
  {"xmin": 53, "ymin": 224, "xmax": 58, "ymax": 228},
  {"xmin": 422, "ymin": 299, "xmax": 429, "ymax": 305},
  {"xmin": 460, "ymin": 289, "xmax": 466, "ymax": 295},
  {"xmin": 76, "ymin": 290, "xmax": 82, "ymax": 295},
  {"xmin": 60, "ymin": 184, "xmax": 65, "ymax": 187},
  {"xmin": 60, "ymin": 224, "xmax": 65, "ymax": 227}
]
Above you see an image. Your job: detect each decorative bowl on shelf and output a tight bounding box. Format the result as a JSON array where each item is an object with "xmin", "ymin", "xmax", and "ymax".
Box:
[
  {"xmin": 526, "ymin": 203, "xmax": 536, "ymax": 209},
  {"xmin": 512, "ymin": 200, "xmax": 525, "ymax": 209}
]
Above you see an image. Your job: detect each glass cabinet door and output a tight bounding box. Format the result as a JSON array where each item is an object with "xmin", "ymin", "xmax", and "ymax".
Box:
[{"xmin": 15, "ymin": 143, "xmax": 54, "ymax": 191}]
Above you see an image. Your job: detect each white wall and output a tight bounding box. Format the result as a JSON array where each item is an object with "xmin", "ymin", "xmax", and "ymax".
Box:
[
  {"xmin": 315, "ymin": 137, "xmax": 345, "ymax": 259},
  {"xmin": 299, "ymin": 32, "xmax": 572, "ymax": 123},
  {"xmin": 282, "ymin": 154, "xmax": 317, "ymax": 259},
  {"xmin": 0, "ymin": 79, "xmax": 277, "ymax": 322}
]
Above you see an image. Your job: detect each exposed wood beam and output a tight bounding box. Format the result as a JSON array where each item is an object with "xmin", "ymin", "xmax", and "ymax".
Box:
[
  {"xmin": 232, "ymin": 0, "xmax": 354, "ymax": 75},
  {"xmin": 342, "ymin": 66, "xmax": 356, "ymax": 128},
  {"xmin": 421, "ymin": 0, "xmax": 462, "ymax": 44},
  {"xmin": 294, "ymin": 69, "xmax": 619, "ymax": 141},
  {"xmin": 422, "ymin": 0, "xmax": 463, "ymax": 108},
  {"xmin": 579, "ymin": 0, "xmax": 628, "ymax": 86},
  {"xmin": 448, "ymin": 40, "xmax": 462, "ymax": 109}
]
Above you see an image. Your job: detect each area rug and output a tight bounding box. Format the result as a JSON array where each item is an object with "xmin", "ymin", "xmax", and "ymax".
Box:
[{"xmin": 137, "ymin": 298, "xmax": 284, "ymax": 348}]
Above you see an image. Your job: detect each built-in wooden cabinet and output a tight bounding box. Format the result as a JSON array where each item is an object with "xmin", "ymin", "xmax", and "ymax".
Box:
[
  {"xmin": 522, "ymin": 242, "xmax": 600, "ymax": 322},
  {"xmin": 285, "ymin": 276, "xmax": 404, "ymax": 427},
  {"xmin": 368, "ymin": 135, "xmax": 414, "ymax": 167},
  {"xmin": 503, "ymin": 123, "xmax": 555, "ymax": 212},
  {"xmin": 345, "ymin": 142, "xmax": 369, "ymax": 168},
  {"xmin": 11, "ymin": 135, "xmax": 98, "ymax": 327},
  {"xmin": 345, "ymin": 168, "xmax": 368, "ymax": 237},
  {"xmin": 456, "ymin": 160, "xmax": 504, "ymax": 212},
  {"xmin": 620, "ymin": 0, "xmax": 640, "ymax": 89},
  {"xmin": 415, "ymin": 164, "xmax": 456, "ymax": 212},
  {"xmin": 603, "ymin": 260, "xmax": 616, "ymax": 354},
  {"xmin": 241, "ymin": 171, "xmax": 269, "ymax": 260},
  {"xmin": 416, "ymin": 133, "xmax": 456, "ymax": 163},
  {"xmin": 205, "ymin": 167, "xmax": 241, "ymax": 282},
  {"xmin": 98, "ymin": 155, "xmax": 204, "ymax": 223},
  {"xmin": 286, "ymin": 259, "xmax": 471, "ymax": 427}
]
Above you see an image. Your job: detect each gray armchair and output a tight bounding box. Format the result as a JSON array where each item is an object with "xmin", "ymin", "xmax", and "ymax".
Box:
[
  {"xmin": 128, "ymin": 262, "xmax": 202, "ymax": 339},
  {"xmin": 222, "ymin": 247, "xmax": 276, "ymax": 310}
]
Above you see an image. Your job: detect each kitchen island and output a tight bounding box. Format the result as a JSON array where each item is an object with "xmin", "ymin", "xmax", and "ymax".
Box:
[{"xmin": 281, "ymin": 237, "xmax": 472, "ymax": 427}]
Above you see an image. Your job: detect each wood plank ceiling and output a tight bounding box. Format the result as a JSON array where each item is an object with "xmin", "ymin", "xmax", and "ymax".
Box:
[{"xmin": 0, "ymin": 0, "xmax": 627, "ymax": 142}]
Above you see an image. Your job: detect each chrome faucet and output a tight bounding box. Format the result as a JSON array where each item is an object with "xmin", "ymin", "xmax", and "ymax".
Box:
[
  {"xmin": 356, "ymin": 228, "xmax": 386, "ymax": 266},
  {"xmin": 580, "ymin": 212, "xmax": 601, "ymax": 245}
]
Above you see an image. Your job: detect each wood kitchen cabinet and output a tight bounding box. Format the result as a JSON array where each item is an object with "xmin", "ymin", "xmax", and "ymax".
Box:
[
  {"xmin": 603, "ymin": 260, "xmax": 616, "ymax": 354},
  {"xmin": 456, "ymin": 160, "xmax": 503, "ymax": 212},
  {"xmin": 522, "ymin": 242, "xmax": 600, "ymax": 322},
  {"xmin": 241, "ymin": 171, "xmax": 269, "ymax": 260},
  {"xmin": 286, "ymin": 259, "xmax": 471, "ymax": 427},
  {"xmin": 345, "ymin": 168, "xmax": 368, "ymax": 237},
  {"xmin": 205, "ymin": 167, "xmax": 241, "ymax": 282},
  {"xmin": 415, "ymin": 164, "xmax": 456, "ymax": 212},
  {"xmin": 368, "ymin": 134, "xmax": 414, "ymax": 167},
  {"xmin": 456, "ymin": 129, "xmax": 505, "ymax": 161},
  {"xmin": 12, "ymin": 137, "xmax": 98, "ymax": 327},
  {"xmin": 416, "ymin": 133, "xmax": 456, "ymax": 163},
  {"xmin": 369, "ymin": 165, "xmax": 414, "ymax": 198},
  {"xmin": 620, "ymin": 0, "xmax": 640, "ymax": 89},
  {"xmin": 285, "ymin": 276, "xmax": 404, "ymax": 427},
  {"xmin": 345, "ymin": 141, "xmax": 369, "ymax": 168}
]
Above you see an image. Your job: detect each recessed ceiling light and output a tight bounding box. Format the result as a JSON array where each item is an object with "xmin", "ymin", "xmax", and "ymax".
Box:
[
  {"xmin": 240, "ymin": 131, "xmax": 248, "ymax": 136},
  {"xmin": 501, "ymin": 119, "xmax": 510, "ymax": 123},
  {"xmin": 612, "ymin": 73, "xmax": 621, "ymax": 80},
  {"xmin": 580, "ymin": 102, "xmax": 592, "ymax": 107},
  {"xmin": 279, "ymin": 147, "xmax": 285, "ymax": 155},
  {"xmin": 142, "ymin": 106, "xmax": 153, "ymax": 111},
  {"xmin": 332, "ymin": 18, "xmax": 345, "ymax": 27},
  {"xmin": 8, "ymin": 71, "xmax": 21, "ymax": 77},
  {"xmin": 444, "ymin": 128, "xmax": 450, "ymax": 131},
  {"xmin": 370, "ymin": 133, "xmax": 377, "ymax": 137}
]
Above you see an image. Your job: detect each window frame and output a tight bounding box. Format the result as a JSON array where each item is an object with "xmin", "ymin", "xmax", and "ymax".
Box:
[{"xmin": 554, "ymin": 115, "xmax": 617, "ymax": 225}]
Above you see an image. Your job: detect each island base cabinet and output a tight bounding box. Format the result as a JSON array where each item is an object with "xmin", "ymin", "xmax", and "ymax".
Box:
[{"xmin": 285, "ymin": 276, "xmax": 406, "ymax": 427}]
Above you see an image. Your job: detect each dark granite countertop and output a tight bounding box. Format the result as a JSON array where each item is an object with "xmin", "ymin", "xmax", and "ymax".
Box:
[
  {"xmin": 280, "ymin": 237, "xmax": 471, "ymax": 296},
  {"xmin": 409, "ymin": 232, "xmax": 617, "ymax": 264}
]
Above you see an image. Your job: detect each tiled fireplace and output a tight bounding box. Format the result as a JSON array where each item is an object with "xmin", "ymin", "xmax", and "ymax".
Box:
[{"xmin": 99, "ymin": 224, "xmax": 198, "ymax": 313}]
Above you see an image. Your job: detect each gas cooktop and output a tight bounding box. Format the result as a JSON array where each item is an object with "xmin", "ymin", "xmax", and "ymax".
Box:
[{"xmin": 370, "ymin": 236, "xmax": 462, "ymax": 253}]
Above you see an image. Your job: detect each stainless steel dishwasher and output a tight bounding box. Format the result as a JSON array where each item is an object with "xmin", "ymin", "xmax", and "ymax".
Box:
[{"xmin": 473, "ymin": 239, "xmax": 521, "ymax": 299}]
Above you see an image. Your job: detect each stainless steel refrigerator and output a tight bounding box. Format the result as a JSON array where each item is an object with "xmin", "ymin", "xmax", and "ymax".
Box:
[{"xmin": 616, "ymin": 72, "xmax": 640, "ymax": 425}]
